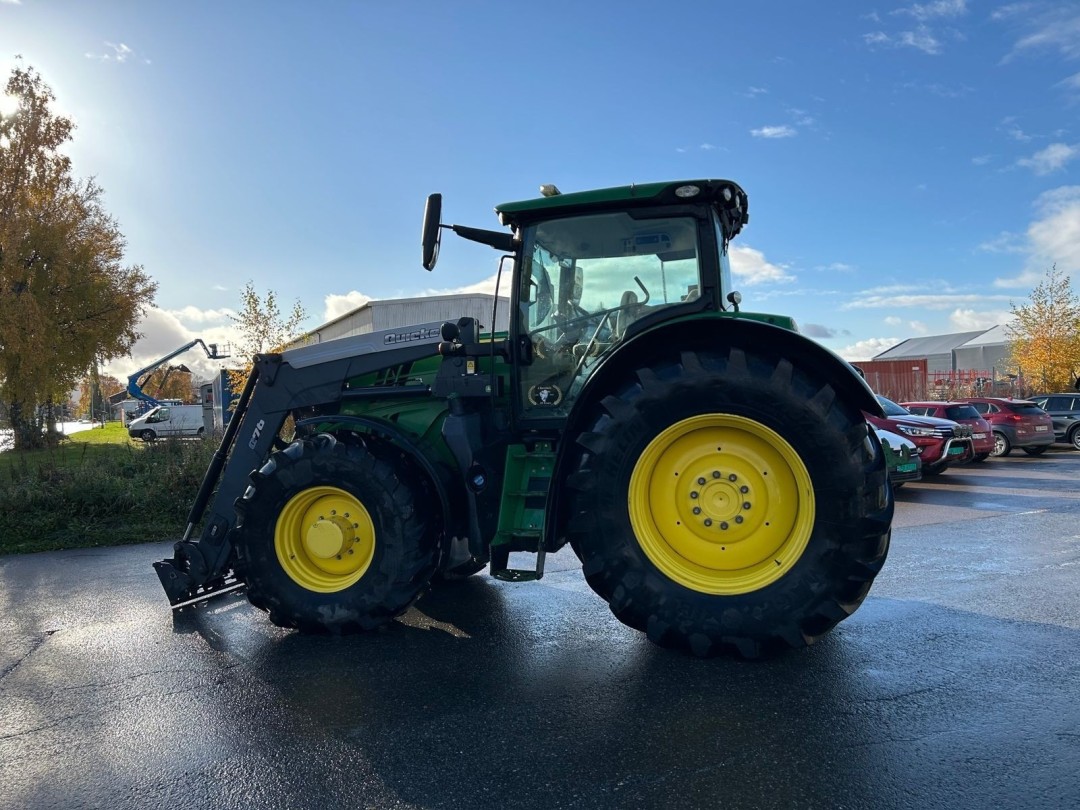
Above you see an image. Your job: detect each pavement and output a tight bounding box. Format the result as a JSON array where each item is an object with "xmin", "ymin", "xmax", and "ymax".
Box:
[{"xmin": 1, "ymin": 449, "xmax": 1079, "ymax": 810}]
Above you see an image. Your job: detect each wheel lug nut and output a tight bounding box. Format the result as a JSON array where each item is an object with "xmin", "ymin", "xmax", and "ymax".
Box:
[
  {"xmin": 712, "ymin": 470, "xmax": 721, "ymax": 479},
  {"xmin": 697, "ymin": 477, "xmax": 706, "ymax": 485},
  {"xmin": 692, "ymin": 507, "xmax": 702, "ymax": 515},
  {"xmin": 735, "ymin": 516, "xmax": 744, "ymax": 524},
  {"xmin": 743, "ymin": 502, "xmax": 751, "ymax": 510},
  {"xmin": 720, "ymin": 522, "xmax": 729, "ymax": 530},
  {"xmin": 690, "ymin": 491, "xmax": 699, "ymax": 499},
  {"xmin": 740, "ymin": 485, "xmax": 749, "ymax": 494},
  {"xmin": 728, "ymin": 474, "xmax": 738, "ymax": 482},
  {"xmin": 704, "ymin": 518, "xmax": 713, "ymax": 526}
]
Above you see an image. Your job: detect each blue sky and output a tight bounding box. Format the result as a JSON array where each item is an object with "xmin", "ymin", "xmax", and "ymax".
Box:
[{"xmin": 3, "ymin": 1, "xmax": 1079, "ymax": 380}]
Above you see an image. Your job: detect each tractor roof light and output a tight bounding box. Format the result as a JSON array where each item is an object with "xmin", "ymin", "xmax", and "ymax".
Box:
[
  {"xmin": 539, "ymin": 184, "xmax": 561, "ymax": 197},
  {"xmin": 674, "ymin": 184, "xmax": 701, "ymax": 198}
]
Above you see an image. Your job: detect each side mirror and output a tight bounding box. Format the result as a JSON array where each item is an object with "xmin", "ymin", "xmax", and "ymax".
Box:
[{"xmin": 422, "ymin": 193, "xmax": 443, "ymax": 271}]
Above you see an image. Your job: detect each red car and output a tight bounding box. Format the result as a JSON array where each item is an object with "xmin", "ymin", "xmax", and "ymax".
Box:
[
  {"xmin": 959, "ymin": 397, "xmax": 1055, "ymax": 457},
  {"xmin": 865, "ymin": 395, "xmax": 975, "ymax": 476},
  {"xmin": 901, "ymin": 401, "xmax": 995, "ymax": 462}
]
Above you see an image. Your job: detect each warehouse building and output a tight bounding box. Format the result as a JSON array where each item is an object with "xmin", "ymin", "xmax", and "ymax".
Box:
[
  {"xmin": 860, "ymin": 326, "xmax": 1015, "ymax": 401},
  {"xmin": 293, "ymin": 293, "xmax": 511, "ymax": 345}
]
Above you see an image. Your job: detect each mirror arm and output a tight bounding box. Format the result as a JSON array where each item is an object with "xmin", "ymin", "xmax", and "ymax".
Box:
[{"xmin": 450, "ymin": 224, "xmax": 516, "ymax": 253}]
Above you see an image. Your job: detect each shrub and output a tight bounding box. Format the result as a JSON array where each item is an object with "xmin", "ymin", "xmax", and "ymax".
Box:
[{"xmin": 0, "ymin": 431, "xmax": 218, "ymax": 555}]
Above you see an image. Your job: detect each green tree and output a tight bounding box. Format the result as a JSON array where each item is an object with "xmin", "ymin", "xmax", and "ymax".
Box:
[
  {"xmin": 1005, "ymin": 265, "xmax": 1080, "ymax": 393},
  {"xmin": 0, "ymin": 64, "xmax": 157, "ymax": 448},
  {"xmin": 226, "ymin": 281, "xmax": 307, "ymax": 394}
]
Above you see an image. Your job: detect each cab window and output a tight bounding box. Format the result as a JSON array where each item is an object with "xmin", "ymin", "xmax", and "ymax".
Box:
[{"xmin": 517, "ymin": 212, "xmax": 701, "ymax": 417}]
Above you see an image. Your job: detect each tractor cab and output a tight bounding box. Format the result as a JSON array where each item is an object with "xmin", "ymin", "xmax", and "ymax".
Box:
[{"xmin": 424, "ymin": 180, "xmax": 750, "ymax": 424}]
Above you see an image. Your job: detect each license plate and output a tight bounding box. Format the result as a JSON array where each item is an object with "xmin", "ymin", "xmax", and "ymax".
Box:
[
  {"xmin": 973, "ymin": 433, "xmax": 986, "ymax": 439},
  {"xmin": 1035, "ymin": 425, "xmax": 1048, "ymax": 431},
  {"xmin": 948, "ymin": 446, "xmax": 966, "ymax": 455},
  {"xmin": 898, "ymin": 463, "xmax": 917, "ymax": 473}
]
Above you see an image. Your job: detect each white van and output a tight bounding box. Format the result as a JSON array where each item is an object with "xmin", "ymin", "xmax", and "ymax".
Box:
[{"xmin": 128, "ymin": 404, "xmax": 205, "ymax": 441}]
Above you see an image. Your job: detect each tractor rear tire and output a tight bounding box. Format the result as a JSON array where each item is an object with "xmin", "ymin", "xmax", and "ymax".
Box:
[
  {"xmin": 233, "ymin": 433, "xmax": 438, "ymax": 633},
  {"xmin": 565, "ymin": 346, "xmax": 893, "ymax": 659}
]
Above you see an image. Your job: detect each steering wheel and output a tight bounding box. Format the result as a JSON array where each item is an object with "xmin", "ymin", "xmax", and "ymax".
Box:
[{"xmin": 569, "ymin": 277, "xmax": 651, "ymax": 377}]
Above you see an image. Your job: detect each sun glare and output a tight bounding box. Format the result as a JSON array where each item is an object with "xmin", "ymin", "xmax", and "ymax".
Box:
[{"xmin": 0, "ymin": 94, "xmax": 20, "ymax": 117}]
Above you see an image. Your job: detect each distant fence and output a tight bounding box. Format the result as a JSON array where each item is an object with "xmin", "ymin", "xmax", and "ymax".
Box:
[{"xmin": 853, "ymin": 359, "xmax": 1028, "ymax": 401}]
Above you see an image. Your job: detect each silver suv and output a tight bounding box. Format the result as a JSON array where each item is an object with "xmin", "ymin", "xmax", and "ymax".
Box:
[{"xmin": 1030, "ymin": 393, "xmax": 1080, "ymax": 450}]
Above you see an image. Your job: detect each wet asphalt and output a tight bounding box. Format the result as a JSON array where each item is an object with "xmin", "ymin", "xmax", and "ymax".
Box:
[{"xmin": 1, "ymin": 450, "xmax": 1079, "ymax": 810}]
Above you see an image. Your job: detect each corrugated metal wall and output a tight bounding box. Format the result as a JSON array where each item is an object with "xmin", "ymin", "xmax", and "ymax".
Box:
[
  {"xmin": 369, "ymin": 295, "xmax": 509, "ymax": 334},
  {"xmin": 305, "ymin": 294, "xmax": 511, "ymax": 344},
  {"xmin": 855, "ymin": 359, "xmax": 929, "ymax": 401}
]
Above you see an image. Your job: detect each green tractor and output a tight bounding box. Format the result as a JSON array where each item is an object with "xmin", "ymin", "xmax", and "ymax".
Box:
[{"xmin": 155, "ymin": 179, "xmax": 893, "ymax": 658}]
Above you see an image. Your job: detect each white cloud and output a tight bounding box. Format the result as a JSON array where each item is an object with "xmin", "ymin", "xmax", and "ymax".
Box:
[
  {"xmin": 0, "ymin": 0, "xmax": 22, "ymax": 5},
  {"xmin": 729, "ymin": 245, "xmax": 796, "ymax": 285},
  {"xmin": 884, "ymin": 316, "xmax": 903, "ymax": 326},
  {"xmin": 1009, "ymin": 9, "xmax": 1080, "ymax": 60},
  {"xmin": 751, "ymin": 125, "xmax": 797, "ymax": 139},
  {"xmin": 164, "ymin": 305, "xmax": 236, "ymax": 324},
  {"xmin": 323, "ymin": 290, "xmax": 373, "ymax": 322},
  {"xmin": 978, "ymin": 231, "xmax": 1025, "ymax": 253},
  {"xmin": 837, "ymin": 337, "xmax": 903, "ymax": 362},
  {"xmin": 816, "ymin": 262, "xmax": 855, "ymax": 273},
  {"xmin": 992, "ymin": 269, "xmax": 1045, "ymax": 288},
  {"xmin": 894, "ymin": 0, "xmax": 967, "ymax": 21},
  {"xmin": 745, "ymin": 87, "xmax": 768, "ymax": 97},
  {"xmin": 993, "ymin": 186, "xmax": 1080, "ymax": 286},
  {"xmin": 1026, "ymin": 186, "xmax": 1080, "ymax": 272},
  {"xmin": 1017, "ymin": 142, "xmax": 1079, "ymax": 175},
  {"xmin": 101, "ymin": 307, "xmax": 241, "ymax": 383},
  {"xmin": 949, "ymin": 308, "xmax": 1014, "ymax": 330},
  {"xmin": 971, "ymin": 154, "xmax": 992, "ymax": 165},
  {"xmin": 1058, "ymin": 71, "xmax": 1080, "ymax": 90},
  {"xmin": 992, "ymin": 3, "xmax": 1036, "ymax": 22},
  {"xmin": 899, "ymin": 25, "xmax": 943, "ymax": 54},
  {"xmin": 864, "ymin": 25, "xmax": 942, "ymax": 55},
  {"xmin": 909, "ymin": 320, "xmax": 929, "ymax": 334},
  {"xmin": 843, "ymin": 286, "xmax": 1012, "ymax": 309}
]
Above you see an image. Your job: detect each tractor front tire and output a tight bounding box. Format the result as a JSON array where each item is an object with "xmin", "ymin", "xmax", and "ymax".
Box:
[
  {"xmin": 566, "ymin": 347, "xmax": 892, "ymax": 659},
  {"xmin": 234, "ymin": 434, "xmax": 438, "ymax": 633}
]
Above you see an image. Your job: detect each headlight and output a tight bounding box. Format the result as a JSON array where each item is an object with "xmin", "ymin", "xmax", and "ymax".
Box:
[{"xmin": 897, "ymin": 424, "xmax": 936, "ymax": 437}]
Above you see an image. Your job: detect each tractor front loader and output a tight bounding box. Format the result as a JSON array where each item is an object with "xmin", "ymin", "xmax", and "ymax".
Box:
[{"xmin": 155, "ymin": 179, "xmax": 893, "ymax": 658}]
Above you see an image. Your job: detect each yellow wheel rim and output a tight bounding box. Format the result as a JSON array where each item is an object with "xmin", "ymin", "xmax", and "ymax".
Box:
[
  {"xmin": 275, "ymin": 486, "xmax": 376, "ymax": 593},
  {"xmin": 628, "ymin": 414, "xmax": 815, "ymax": 595}
]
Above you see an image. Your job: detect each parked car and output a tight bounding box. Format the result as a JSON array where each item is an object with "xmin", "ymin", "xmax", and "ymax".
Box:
[
  {"xmin": 874, "ymin": 427, "xmax": 922, "ymax": 488},
  {"xmin": 959, "ymin": 397, "xmax": 1055, "ymax": 457},
  {"xmin": 1028, "ymin": 393, "xmax": 1080, "ymax": 450},
  {"xmin": 901, "ymin": 401, "xmax": 995, "ymax": 462},
  {"xmin": 864, "ymin": 395, "xmax": 975, "ymax": 476}
]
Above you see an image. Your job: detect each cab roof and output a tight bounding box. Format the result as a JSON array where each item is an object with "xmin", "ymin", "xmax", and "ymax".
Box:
[{"xmin": 494, "ymin": 179, "xmax": 749, "ymax": 238}]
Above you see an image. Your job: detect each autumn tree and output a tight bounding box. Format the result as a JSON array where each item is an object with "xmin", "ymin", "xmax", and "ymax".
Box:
[
  {"xmin": 0, "ymin": 64, "xmax": 157, "ymax": 448},
  {"xmin": 74, "ymin": 372, "xmax": 123, "ymax": 419},
  {"xmin": 136, "ymin": 366, "xmax": 195, "ymax": 402},
  {"xmin": 1005, "ymin": 266, "xmax": 1080, "ymax": 393},
  {"xmin": 226, "ymin": 282, "xmax": 307, "ymax": 393}
]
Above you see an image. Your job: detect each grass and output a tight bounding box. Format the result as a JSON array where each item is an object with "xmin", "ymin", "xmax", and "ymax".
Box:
[{"xmin": 0, "ymin": 422, "xmax": 218, "ymax": 556}]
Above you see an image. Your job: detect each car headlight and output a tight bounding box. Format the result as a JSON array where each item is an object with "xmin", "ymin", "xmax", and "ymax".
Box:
[{"xmin": 897, "ymin": 424, "xmax": 936, "ymax": 437}]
